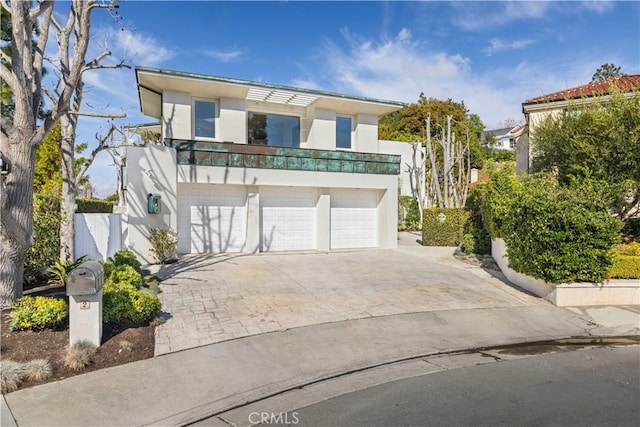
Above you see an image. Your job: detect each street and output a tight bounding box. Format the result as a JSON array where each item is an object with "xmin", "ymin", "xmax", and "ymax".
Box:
[{"xmin": 274, "ymin": 345, "xmax": 640, "ymax": 427}]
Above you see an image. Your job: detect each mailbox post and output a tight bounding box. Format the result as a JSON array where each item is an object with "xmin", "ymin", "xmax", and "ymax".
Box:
[{"xmin": 67, "ymin": 261, "xmax": 104, "ymax": 347}]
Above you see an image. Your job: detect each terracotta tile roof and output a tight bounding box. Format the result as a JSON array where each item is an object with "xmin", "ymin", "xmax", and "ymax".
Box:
[{"xmin": 524, "ymin": 74, "xmax": 640, "ymax": 105}]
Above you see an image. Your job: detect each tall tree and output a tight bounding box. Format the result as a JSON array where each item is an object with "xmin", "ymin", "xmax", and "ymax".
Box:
[
  {"xmin": 379, "ymin": 96, "xmax": 485, "ymax": 208},
  {"xmin": 531, "ymin": 86, "xmax": 640, "ymax": 220},
  {"xmin": 592, "ymin": 63, "xmax": 623, "ymax": 81},
  {"xmin": 0, "ymin": 0, "xmax": 119, "ymax": 307}
]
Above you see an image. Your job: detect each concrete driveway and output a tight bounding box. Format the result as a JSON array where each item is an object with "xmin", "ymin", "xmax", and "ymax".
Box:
[{"xmin": 152, "ymin": 232, "xmax": 546, "ymax": 355}]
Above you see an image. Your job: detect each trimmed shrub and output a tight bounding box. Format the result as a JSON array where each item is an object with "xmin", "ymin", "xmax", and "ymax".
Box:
[
  {"xmin": 110, "ymin": 250, "xmax": 142, "ymax": 273},
  {"xmin": 463, "ymin": 185, "xmax": 491, "ymax": 255},
  {"xmin": 503, "ymin": 175, "xmax": 622, "ymax": 283},
  {"xmin": 76, "ymin": 198, "xmax": 113, "ymax": 213},
  {"xmin": 609, "ymin": 255, "xmax": 640, "ymax": 279},
  {"xmin": 100, "ymin": 260, "xmax": 116, "ymax": 278},
  {"xmin": 103, "ymin": 280, "xmax": 161, "ymax": 324},
  {"xmin": 109, "ymin": 265, "xmax": 143, "ymax": 289},
  {"xmin": 148, "ymin": 227, "xmax": 178, "ymax": 264},
  {"xmin": 422, "ymin": 208, "xmax": 469, "ymax": 246},
  {"xmin": 9, "ymin": 296, "xmax": 67, "ymax": 331},
  {"xmin": 609, "ymin": 243, "xmax": 640, "ymax": 279},
  {"xmin": 398, "ymin": 196, "xmax": 420, "ymax": 231},
  {"xmin": 482, "ymin": 163, "xmax": 522, "ymax": 238}
]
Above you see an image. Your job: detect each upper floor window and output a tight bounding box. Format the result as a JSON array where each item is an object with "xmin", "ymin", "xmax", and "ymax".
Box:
[
  {"xmin": 336, "ymin": 116, "xmax": 352, "ymax": 149},
  {"xmin": 194, "ymin": 99, "xmax": 217, "ymax": 139},
  {"xmin": 248, "ymin": 112, "xmax": 300, "ymax": 147}
]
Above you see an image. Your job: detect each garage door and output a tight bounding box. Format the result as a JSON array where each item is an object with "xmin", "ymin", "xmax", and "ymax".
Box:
[
  {"xmin": 261, "ymin": 187, "xmax": 317, "ymax": 252},
  {"xmin": 330, "ymin": 189, "xmax": 378, "ymax": 249},
  {"xmin": 177, "ymin": 184, "xmax": 247, "ymax": 253}
]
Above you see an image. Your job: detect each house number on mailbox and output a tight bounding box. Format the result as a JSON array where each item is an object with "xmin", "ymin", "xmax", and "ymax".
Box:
[{"xmin": 80, "ymin": 300, "xmax": 90, "ymax": 310}]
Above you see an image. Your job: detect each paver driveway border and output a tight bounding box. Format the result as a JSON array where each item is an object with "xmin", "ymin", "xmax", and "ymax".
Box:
[{"xmin": 151, "ymin": 232, "xmax": 546, "ymax": 355}]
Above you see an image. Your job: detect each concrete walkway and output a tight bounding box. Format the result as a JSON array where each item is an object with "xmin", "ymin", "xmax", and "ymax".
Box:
[
  {"xmin": 4, "ymin": 305, "xmax": 625, "ymax": 427},
  {"xmin": 151, "ymin": 233, "xmax": 544, "ymax": 354}
]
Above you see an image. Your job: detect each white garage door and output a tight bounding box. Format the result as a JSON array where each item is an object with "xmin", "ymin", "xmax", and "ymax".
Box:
[
  {"xmin": 177, "ymin": 184, "xmax": 247, "ymax": 253},
  {"xmin": 331, "ymin": 189, "xmax": 378, "ymax": 249},
  {"xmin": 261, "ymin": 187, "xmax": 317, "ymax": 252}
]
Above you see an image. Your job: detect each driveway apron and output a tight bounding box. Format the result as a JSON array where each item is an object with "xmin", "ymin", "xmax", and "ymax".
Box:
[{"xmin": 153, "ymin": 235, "xmax": 544, "ymax": 355}]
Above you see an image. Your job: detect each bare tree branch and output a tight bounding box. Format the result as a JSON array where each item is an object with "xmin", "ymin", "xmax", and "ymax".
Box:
[
  {"xmin": 68, "ymin": 111, "xmax": 127, "ymax": 119},
  {"xmin": 0, "ymin": 0, "xmax": 10, "ymax": 13},
  {"xmin": 0, "ymin": 50, "xmax": 11, "ymax": 67},
  {"xmin": 83, "ymin": 62, "xmax": 131, "ymax": 72},
  {"xmin": 75, "ymin": 124, "xmax": 117, "ymax": 181},
  {"xmin": 42, "ymin": 86, "xmax": 57, "ymax": 104}
]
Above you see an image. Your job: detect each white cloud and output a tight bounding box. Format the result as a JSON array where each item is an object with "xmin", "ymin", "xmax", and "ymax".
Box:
[
  {"xmin": 204, "ymin": 48, "xmax": 244, "ymax": 63},
  {"xmin": 483, "ymin": 38, "xmax": 536, "ymax": 56},
  {"xmin": 580, "ymin": 0, "xmax": 615, "ymax": 13},
  {"xmin": 289, "ymin": 78, "xmax": 321, "ymax": 91},
  {"xmin": 298, "ymin": 28, "xmax": 597, "ymax": 129},
  {"xmin": 111, "ymin": 29, "xmax": 175, "ymax": 66},
  {"xmin": 451, "ymin": 1, "xmax": 552, "ymax": 31}
]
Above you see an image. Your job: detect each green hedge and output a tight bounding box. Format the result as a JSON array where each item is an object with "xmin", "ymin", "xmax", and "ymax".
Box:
[
  {"xmin": 503, "ymin": 175, "xmax": 622, "ymax": 283},
  {"xmin": 398, "ymin": 196, "xmax": 420, "ymax": 231},
  {"xmin": 609, "ymin": 243, "xmax": 640, "ymax": 279},
  {"xmin": 609, "ymin": 255, "xmax": 640, "ymax": 279},
  {"xmin": 25, "ymin": 195, "xmax": 61, "ymax": 283},
  {"xmin": 462, "ymin": 185, "xmax": 491, "ymax": 255},
  {"xmin": 422, "ymin": 208, "xmax": 469, "ymax": 246},
  {"xmin": 77, "ymin": 198, "xmax": 113, "ymax": 213}
]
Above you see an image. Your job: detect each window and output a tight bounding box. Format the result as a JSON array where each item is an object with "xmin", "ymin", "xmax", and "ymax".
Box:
[
  {"xmin": 247, "ymin": 112, "xmax": 300, "ymax": 147},
  {"xmin": 194, "ymin": 100, "xmax": 216, "ymax": 139},
  {"xmin": 336, "ymin": 116, "xmax": 352, "ymax": 149}
]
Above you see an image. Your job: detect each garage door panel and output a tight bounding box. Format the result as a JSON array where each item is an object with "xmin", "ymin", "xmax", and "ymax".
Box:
[
  {"xmin": 177, "ymin": 184, "xmax": 247, "ymax": 254},
  {"xmin": 261, "ymin": 187, "xmax": 317, "ymax": 252},
  {"xmin": 331, "ymin": 189, "xmax": 377, "ymax": 249}
]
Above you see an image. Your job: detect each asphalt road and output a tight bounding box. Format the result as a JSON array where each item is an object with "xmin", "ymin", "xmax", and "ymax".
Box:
[{"xmin": 276, "ymin": 345, "xmax": 640, "ymax": 427}]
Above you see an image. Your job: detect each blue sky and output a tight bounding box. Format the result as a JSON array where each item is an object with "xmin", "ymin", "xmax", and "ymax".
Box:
[{"xmin": 60, "ymin": 0, "xmax": 639, "ymax": 197}]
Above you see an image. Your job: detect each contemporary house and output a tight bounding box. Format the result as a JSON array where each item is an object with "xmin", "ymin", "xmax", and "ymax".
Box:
[
  {"xmin": 518, "ymin": 74, "xmax": 640, "ymax": 174},
  {"xmin": 125, "ymin": 67, "xmax": 421, "ymax": 263}
]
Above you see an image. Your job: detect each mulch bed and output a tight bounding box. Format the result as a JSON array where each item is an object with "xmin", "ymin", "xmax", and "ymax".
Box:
[{"xmin": 1, "ymin": 286, "xmax": 155, "ymax": 393}]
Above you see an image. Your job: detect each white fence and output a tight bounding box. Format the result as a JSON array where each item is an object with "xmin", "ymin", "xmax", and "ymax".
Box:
[{"xmin": 75, "ymin": 214, "xmax": 126, "ymax": 261}]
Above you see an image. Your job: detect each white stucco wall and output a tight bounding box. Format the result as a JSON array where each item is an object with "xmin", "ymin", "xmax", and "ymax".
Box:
[
  {"xmin": 354, "ymin": 114, "xmax": 379, "ymax": 153},
  {"xmin": 307, "ymin": 108, "xmax": 336, "ymax": 150},
  {"xmin": 379, "ymin": 140, "xmax": 425, "ymax": 199},
  {"xmin": 219, "ymin": 97, "xmax": 247, "ymax": 143},
  {"xmin": 125, "ymin": 144, "xmax": 178, "ymax": 263},
  {"xmin": 162, "ymin": 90, "xmax": 191, "ymax": 140}
]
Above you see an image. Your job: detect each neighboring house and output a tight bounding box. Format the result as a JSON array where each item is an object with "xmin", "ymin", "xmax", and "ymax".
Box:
[
  {"xmin": 482, "ymin": 125, "xmax": 525, "ymax": 151},
  {"xmin": 125, "ymin": 66, "xmax": 417, "ymax": 263},
  {"xmin": 518, "ymin": 74, "xmax": 640, "ymax": 174}
]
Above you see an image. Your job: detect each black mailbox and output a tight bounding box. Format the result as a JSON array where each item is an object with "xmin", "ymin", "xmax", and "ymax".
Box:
[
  {"xmin": 67, "ymin": 261, "xmax": 104, "ymax": 296},
  {"xmin": 147, "ymin": 193, "xmax": 161, "ymax": 214}
]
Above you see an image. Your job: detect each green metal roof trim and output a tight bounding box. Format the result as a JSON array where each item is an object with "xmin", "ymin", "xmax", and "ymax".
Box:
[{"xmin": 135, "ymin": 66, "xmax": 406, "ymax": 108}]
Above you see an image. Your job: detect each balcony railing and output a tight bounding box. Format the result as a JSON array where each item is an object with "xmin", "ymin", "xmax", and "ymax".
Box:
[{"xmin": 165, "ymin": 139, "xmax": 400, "ymax": 175}]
